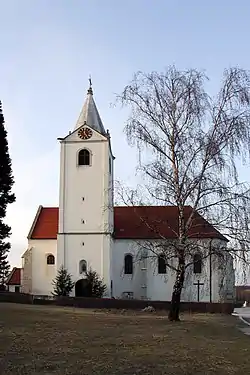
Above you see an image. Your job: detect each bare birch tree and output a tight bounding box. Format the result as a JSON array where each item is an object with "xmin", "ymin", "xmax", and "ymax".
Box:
[{"xmin": 117, "ymin": 66, "xmax": 250, "ymax": 321}]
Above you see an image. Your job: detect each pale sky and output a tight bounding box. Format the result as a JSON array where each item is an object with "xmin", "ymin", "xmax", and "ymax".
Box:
[{"xmin": 1, "ymin": 0, "xmax": 250, "ymax": 267}]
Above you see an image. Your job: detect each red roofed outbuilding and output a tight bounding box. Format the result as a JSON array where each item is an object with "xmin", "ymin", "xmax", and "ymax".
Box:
[{"xmin": 6, "ymin": 267, "xmax": 22, "ymax": 293}]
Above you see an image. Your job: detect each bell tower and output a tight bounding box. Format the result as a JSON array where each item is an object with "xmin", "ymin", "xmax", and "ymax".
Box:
[{"xmin": 57, "ymin": 81, "xmax": 114, "ymax": 296}]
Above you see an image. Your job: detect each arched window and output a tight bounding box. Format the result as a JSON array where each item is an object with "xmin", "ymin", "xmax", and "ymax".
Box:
[
  {"xmin": 79, "ymin": 259, "xmax": 87, "ymax": 274},
  {"xmin": 47, "ymin": 254, "xmax": 55, "ymax": 265},
  {"xmin": 78, "ymin": 149, "xmax": 90, "ymax": 166},
  {"xmin": 158, "ymin": 254, "xmax": 166, "ymax": 274},
  {"xmin": 193, "ymin": 253, "xmax": 202, "ymax": 274},
  {"xmin": 124, "ymin": 254, "xmax": 133, "ymax": 274}
]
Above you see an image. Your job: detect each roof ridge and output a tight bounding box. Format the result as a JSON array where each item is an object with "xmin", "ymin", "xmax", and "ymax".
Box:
[
  {"xmin": 114, "ymin": 205, "xmax": 192, "ymax": 208},
  {"xmin": 39, "ymin": 205, "xmax": 193, "ymax": 209},
  {"xmin": 41, "ymin": 206, "xmax": 58, "ymax": 209}
]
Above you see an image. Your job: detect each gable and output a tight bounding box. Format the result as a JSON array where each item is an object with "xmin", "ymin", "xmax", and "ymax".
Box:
[
  {"xmin": 29, "ymin": 207, "xmax": 58, "ymax": 239},
  {"xmin": 28, "ymin": 205, "xmax": 227, "ymax": 242},
  {"xmin": 59, "ymin": 125, "xmax": 108, "ymax": 143}
]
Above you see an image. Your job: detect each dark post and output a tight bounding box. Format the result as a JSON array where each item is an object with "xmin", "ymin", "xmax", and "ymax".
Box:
[
  {"xmin": 110, "ymin": 280, "xmax": 113, "ymax": 298},
  {"xmin": 193, "ymin": 280, "xmax": 204, "ymax": 302},
  {"xmin": 209, "ymin": 250, "xmax": 212, "ymax": 303}
]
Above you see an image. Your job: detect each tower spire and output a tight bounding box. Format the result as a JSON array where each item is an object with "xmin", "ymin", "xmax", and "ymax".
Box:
[{"xmin": 74, "ymin": 78, "xmax": 106, "ymax": 135}]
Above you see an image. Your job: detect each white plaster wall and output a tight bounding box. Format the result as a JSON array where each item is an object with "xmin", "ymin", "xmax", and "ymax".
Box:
[
  {"xmin": 57, "ymin": 127, "xmax": 113, "ymax": 297},
  {"xmin": 24, "ymin": 235, "xmax": 235, "ymax": 300},
  {"xmin": 102, "ymin": 234, "xmax": 113, "ymax": 295},
  {"xmin": 21, "ymin": 248, "xmax": 32, "ymax": 294},
  {"xmin": 226, "ymin": 254, "xmax": 236, "ymax": 300},
  {"xmin": 29, "ymin": 239, "xmax": 57, "ymax": 295},
  {"xmin": 58, "ymin": 233, "xmax": 112, "ymax": 297},
  {"xmin": 147, "ymin": 238, "xmax": 225, "ymax": 302},
  {"xmin": 146, "ymin": 255, "xmax": 221, "ymax": 302},
  {"xmin": 215, "ymin": 251, "xmax": 235, "ymax": 302},
  {"xmin": 182, "ymin": 255, "xmax": 218, "ymax": 302},
  {"xmin": 108, "ymin": 152, "xmax": 114, "ymax": 233},
  {"xmin": 112, "ymin": 240, "xmax": 145, "ymax": 299},
  {"xmin": 146, "ymin": 257, "xmax": 176, "ymax": 301},
  {"xmin": 56, "ymin": 235, "xmax": 65, "ymax": 272},
  {"xmin": 112, "ymin": 239, "xmax": 180, "ymax": 301},
  {"xmin": 58, "ymin": 131, "xmax": 111, "ymax": 234},
  {"xmin": 112, "ymin": 238, "xmax": 234, "ymax": 302}
]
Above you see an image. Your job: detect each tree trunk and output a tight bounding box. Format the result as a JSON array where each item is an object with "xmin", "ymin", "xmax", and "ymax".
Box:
[{"xmin": 168, "ymin": 257, "xmax": 185, "ymax": 321}]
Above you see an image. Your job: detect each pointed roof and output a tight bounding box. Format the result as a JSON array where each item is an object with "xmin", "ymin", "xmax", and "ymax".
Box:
[{"xmin": 74, "ymin": 80, "xmax": 106, "ymax": 135}]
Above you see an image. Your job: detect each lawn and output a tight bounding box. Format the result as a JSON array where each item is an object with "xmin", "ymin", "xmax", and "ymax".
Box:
[{"xmin": 0, "ymin": 303, "xmax": 249, "ymax": 374}]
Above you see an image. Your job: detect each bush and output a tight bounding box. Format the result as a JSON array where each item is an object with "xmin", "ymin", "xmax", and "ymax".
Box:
[
  {"xmin": 85, "ymin": 269, "xmax": 107, "ymax": 298},
  {"xmin": 52, "ymin": 266, "xmax": 74, "ymax": 297}
]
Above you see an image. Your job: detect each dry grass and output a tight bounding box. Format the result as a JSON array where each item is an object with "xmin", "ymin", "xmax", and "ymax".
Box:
[{"xmin": 0, "ymin": 303, "xmax": 250, "ymax": 374}]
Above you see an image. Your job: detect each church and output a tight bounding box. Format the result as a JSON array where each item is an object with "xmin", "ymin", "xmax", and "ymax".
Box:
[{"xmin": 19, "ymin": 83, "xmax": 235, "ymax": 302}]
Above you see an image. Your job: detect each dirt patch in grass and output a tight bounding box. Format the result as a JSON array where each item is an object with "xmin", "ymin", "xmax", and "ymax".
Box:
[{"xmin": 0, "ymin": 303, "xmax": 249, "ymax": 374}]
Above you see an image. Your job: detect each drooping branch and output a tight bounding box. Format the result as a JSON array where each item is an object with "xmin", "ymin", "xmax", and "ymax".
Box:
[
  {"xmin": 117, "ymin": 66, "xmax": 250, "ymax": 254},
  {"xmin": 116, "ymin": 66, "xmax": 250, "ymax": 320}
]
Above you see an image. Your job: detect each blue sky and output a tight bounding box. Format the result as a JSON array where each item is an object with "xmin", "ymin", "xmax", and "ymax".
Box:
[{"xmin": 1, "ymin": 0, "xmax": 250, "ymax": 267}]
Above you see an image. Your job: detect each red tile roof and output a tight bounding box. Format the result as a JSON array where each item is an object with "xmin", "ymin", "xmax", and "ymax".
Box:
[
  {"xmin": 29, "ymin": 206, "xmax": 227, "ymax": 241},
  {"xmin": 114, "ymin": 206, "xmax": 227, "ymax": 241},
  {"xmin": 6, "ymin": 267, "xmax": 21, "ymax": 285},
  {"xmin": 30, "ymin": 207, "xmax": 58, "ymax": 239}
]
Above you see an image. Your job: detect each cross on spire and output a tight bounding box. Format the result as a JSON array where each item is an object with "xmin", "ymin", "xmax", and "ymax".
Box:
[{"xmin": 88, "ymin": 75, "xmax": 93, "ymax": 95}]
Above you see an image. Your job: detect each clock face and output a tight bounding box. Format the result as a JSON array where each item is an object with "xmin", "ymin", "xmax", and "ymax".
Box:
[{"xmin": 78, "ymin": 127, "xmax": 93, "ymax": 140}]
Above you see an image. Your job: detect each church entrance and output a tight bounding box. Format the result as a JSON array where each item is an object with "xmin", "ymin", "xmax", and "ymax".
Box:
[{"xmin": 75, "ymin": 279, "xmax": 90, "ymax": 297}]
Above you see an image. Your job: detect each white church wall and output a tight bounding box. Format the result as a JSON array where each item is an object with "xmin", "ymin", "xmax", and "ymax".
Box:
[
  {"xmin": 213, "ymin": 251, "xmax": 235, "ymax": 302},
  {"xmin": 25, "ymin": 235, "xmax": 234, "ymax": 302},
  {"xmin": 56, "ymin": 235, "xmax": 64, "ymax": 273},
  {"xmin": 146, "ymin": 257, "xmax": 176, "ymax": 301},
  {"xmin": 58, "ymin": 137, "xmax": 111, "ymax": 235},
  {"xmin": 60, "ymin": 233, "xmax": 112, "ymax": 296},
  {"xmin": 108, "ymin": 150, "xmax": 114, "ymax": 233},
  {"xmin": 112, "ymin": 237, "xmax": 233, "ymax": 302},
  {"xmin": 112, "ymin": 239, "xmax": 176, "ymax": 301},
  {"xmin": 145, "ymin": 254, "xmax": 218, "ymax": 302},
  {"xmin": 179, "ymin": 238, "xmax": 232, "ymax": 302},
  {"xmin": 63, "ymin": 234, "xmax": 102, "ymax": 281},
  {"xmin": 21, "ymin": 248, "xmax": 32, "ymax": 294},
  {"xmin": 28, "ymin": 239, "xmax": 57, "ymax": 296},
  {"xmin": 112, "ymin": 240, "xmax": 144, "ymax": 299},
  {"xmin": 182, "ymin": 256, "xmax": 215, "ymax": 302},
  {"xmin": 57, "ymin": 127, "xmax": 113, "ymax": 298},
  {"xmin": 102, "ymin": 235, "xmax": 113, "ymax": 296}
]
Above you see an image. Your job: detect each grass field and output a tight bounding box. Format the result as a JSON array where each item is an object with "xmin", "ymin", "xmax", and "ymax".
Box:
[{"xmin": 0, "ymin": 303, "xmax": 250, "ymax": 374}]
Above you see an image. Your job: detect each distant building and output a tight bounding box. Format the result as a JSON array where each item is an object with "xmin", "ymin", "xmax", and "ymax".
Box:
[
  {"xmin": 236, "ymin": 285, "xmax": 250, "ymax": 303},
  {"xmin": 6, "ymin": 267, "xmax": 21, "ymax": 293}
]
